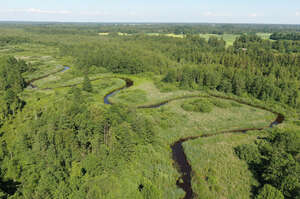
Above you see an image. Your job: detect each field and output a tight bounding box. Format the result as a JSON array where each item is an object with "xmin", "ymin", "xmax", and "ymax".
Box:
[
  {"xmin": 198, "ymin": 34, "xmax": 238, "ymax": 47},
  {"xmin": 256, "ymin": 32, "xmax": 272, "ymax": 40}
]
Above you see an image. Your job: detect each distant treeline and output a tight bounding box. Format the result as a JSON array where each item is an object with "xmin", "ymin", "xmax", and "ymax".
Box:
[
  {"xmin": 1, "ymin": 22, "xmax": 300, "ymax": 36},
  {"xmin": 270, "ymin": 32, "xmax": 300, "ymax": 41},
  {"xmin": 96, "ymin": 23, "xmax": 300, "ymax": 35},
  {"xmin": 0, "ymin": 36, "xmax": 31, "ymax": 45}
]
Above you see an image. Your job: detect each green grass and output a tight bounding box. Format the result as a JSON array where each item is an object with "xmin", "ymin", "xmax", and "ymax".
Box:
[
  {"xmin": 256, "ymin": 33, "xmax": 272, "ymax": 40},
  {"xmin": 0, "ymin": 43, "xmax": 68, "ymax": 81},
  {"xmin": 150, "ymin": 97, "xmax": 275, "ymax": 142},
  {"xmin": 114, "ymin": 89, "xmax": 148, "ymax": 105},
  {"xmin": 181, "ymin": 99, "xmax": 213, "ymax": 113},
  {"xmin": 109, "ymin": 76, "xmax": 206, "ymax": 106},
  {"xmin": 106, "ymin": 75, "xmax": 276, "ymax": 142},
  {"xmin": 184, "ymin": 132, "xmax": 261, "ymax": 199},
  {"xmin": 199, "ymin": 34, "xmax": 239, "ymax": 47}
]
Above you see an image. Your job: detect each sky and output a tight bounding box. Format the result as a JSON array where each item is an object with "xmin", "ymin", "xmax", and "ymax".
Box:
[{"xmin": 0, "ymin": 0, "xmax": 299, "ymax": 24}]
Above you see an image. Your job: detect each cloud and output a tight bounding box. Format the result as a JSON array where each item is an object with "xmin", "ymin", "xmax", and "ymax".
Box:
[
  {"xmin": 26, "ymin": 8, "xmax": 71, "ymax": 14},
  {"xmin": 1, "ymin": 8, "xmax": 71, "ymax": 15},
  {"xmin": 250, "ymin": 13, "xmax": 257, "ymax": 17},
  {"xmin": 296, "ymin": 11, "xmax": 300, "ymax": 16}
]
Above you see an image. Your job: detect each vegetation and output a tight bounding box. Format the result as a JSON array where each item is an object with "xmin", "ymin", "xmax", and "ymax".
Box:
[
  {"xmin": 0, "ymin": 56, "xmax": 28, "ymax": 126},
  {"xmin": 183, "ymin": 132, "xmax": 261, "ymax": 199},
  {"xmin": 235, "ymin": 129, "xmax": 300, "ymax": 198},
  {"xmin": 270, "ymin": 32, "xmax": 300, "ymax": 41},
  {"xmin": 256, "ymin": 184, "xmax": 284, "ymax": 199},
  {"xmin": 82, "ymin": 75, "xmax": 93, "ymax": 92},
  {"xmin": 0, "ymin": 23, "xmax": 299, "ymax": 199},
  {"xmin": 181, "ymin": 99, "xmax": 213, "ymax": 113}
]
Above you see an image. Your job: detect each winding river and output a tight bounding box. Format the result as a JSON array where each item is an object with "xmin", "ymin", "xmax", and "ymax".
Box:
[
  {"xmin": 104, "ymin": 78, "xmax": 133, "ymax": 105},
  {"xmin": 103, "ymin": 78, "xmax": 285, "ymax": 199},
  {"xmin": 27, "ymin": 66, "xmax": 70, "ymax": 88},
  {"xmin": 28, "ymin": 72, "xmax": 284, "ymax": 199}
]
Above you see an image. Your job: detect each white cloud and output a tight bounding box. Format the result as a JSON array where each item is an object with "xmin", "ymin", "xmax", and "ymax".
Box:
[
  {"xmin": 296, "ymin": 11, "xmax": 300, "ymax": 16},
  {"xmin": 250, "ymin": 13, "xmax": 258, "ymax": 17},
  {"xmin": 26, "ymin": 8, "xmax": 71, "ymax": 14}
]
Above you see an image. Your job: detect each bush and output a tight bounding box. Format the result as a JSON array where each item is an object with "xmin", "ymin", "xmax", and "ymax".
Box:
[
  {"xmin": 209, "ymin": 98, "xmax": 231, "ymax": 108},
  {"xmin": 82, "ymin": 75, "xmax": 93, "ymax": 92},
  {"xmin": 256, "ymin": 184, "xmax": 284, "ymax": 199},
  {"xmin": 236, "ymin": 130, "xmax": 300, "ymax": 199},
  {"xmin": 230, "ymin": 102, "xmax": 243, "ymax": 107},
  {"xmin": 181, "ymin": 99, "xmax": 213, "ymax": 113},
  {"xmin": 235, "ymin": 144, "xmax": 261, "ymax": 164}
]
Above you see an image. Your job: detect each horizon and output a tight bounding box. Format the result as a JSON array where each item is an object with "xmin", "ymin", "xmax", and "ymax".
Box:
[
  {"xmin": 0, "ymin": 21, "xmax": 300, "ymax": 26},
  {"xmin": 1, "ymin": 0, "xmax": 300, "ymax": 24}
]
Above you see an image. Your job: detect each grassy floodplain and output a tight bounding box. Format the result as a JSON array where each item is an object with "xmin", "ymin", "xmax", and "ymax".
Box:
[{"xmin": 184, "ymin": 132, "xmax": 261, "ymax": 199}]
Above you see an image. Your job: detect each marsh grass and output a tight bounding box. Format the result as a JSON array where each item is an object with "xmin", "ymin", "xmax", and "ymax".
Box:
[
  {"xmin": 183, "ymin": 132, "xmax": 262, "ymax": 199},
  {"xmin": 109, "ymin": 77, "xmax": 207, "ymax": 106},
  {"xmin": 114, "ymin": 89, "xmax": 148, "ymax": 105},
  {"xmin": 181, "ymin": 99, "xmax": 213, "ymax": 113}
]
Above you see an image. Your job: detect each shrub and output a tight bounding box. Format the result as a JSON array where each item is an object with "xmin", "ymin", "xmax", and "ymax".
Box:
[
  {"xmin": 230, "ymin": 101, "xmax": 243, "ymax": 107},
  {"xmin": 181, "ymin": 99, "xmax": 213, "ymax": 113},
  {"xmin": 256, "ymin": 184, "xmax": 284, "ymax": 199},
  {"xmin": 181, "ymin": 103, "xmax": 195, "ymax": 112},
  {"xmin": 82, "ymin": 75, "xmax": 93, "ymax": 92},
  {"xmin": 209, "ymin": 98, "xmax": 231, "ymax": 108},
  {"xmin": 235, "ymin": 144, "xmax": 261, "ymax": 164}
]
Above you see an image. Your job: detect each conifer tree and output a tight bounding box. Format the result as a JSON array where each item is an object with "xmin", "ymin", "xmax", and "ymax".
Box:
[{"xmin": 82, "ymin": 75, "xmax": 92, "ymax": 92}]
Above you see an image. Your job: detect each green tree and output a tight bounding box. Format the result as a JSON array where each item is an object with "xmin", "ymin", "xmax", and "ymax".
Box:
[
  {"xmin": 256, "ymin": 184, "xmax": 284, "ymax": 199},
  {"xmin": 82, "ymin": 75, "xmax": 93, "ymax": 92}
]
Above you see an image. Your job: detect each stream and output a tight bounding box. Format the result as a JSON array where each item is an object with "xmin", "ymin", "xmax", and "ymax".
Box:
[
  {"xmin": 27, "ymin": 66, "xmax": 70, "ymax": 88},
  {"xmin": 28, "ymin": 71, "xmax": 284, "ymax": 199},
  {"xmin": 103, "ymin": 78, "xmax": 133, "ymax": 105},
  {"xmin": 104, "ymin": 79, "xmax": 285, "ymax": 199}
]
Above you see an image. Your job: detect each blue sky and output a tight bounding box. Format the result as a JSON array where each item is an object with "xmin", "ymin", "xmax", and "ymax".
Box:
[{"xmin": 0, "ymin": 0, "xmax": 299, "ymax": 24}]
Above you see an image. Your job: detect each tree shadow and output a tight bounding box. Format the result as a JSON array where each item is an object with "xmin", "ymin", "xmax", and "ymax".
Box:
[{"xmin": 0, "ymin": 178, "xmax": 20, "ymax": 195}]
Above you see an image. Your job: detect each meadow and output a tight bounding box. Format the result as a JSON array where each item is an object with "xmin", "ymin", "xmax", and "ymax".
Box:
[{"xmin": 184, "ymin": 132, "xmax": 261, "ymax": 199}]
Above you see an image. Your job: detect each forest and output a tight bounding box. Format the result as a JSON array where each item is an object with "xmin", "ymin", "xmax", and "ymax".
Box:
[{"xmin": 0, "ymin": 23, "xmax": 299, "ymax": 199}]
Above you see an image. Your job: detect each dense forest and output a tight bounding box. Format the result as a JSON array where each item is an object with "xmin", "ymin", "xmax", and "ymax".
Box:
[
  {"xmin": 0, "ymin": 23, "xmax": 299, "ymax": 199},
  {"xmin": 270, "ymin": 33, "xmax": 300, "ymax": 41},
  {"xmin": 235, "ymin": 129, "xmax": 300, "ymax": 199},
  {"xmin": 59, "ymin": 34, "xmax": 300, "ymax": 108}
]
